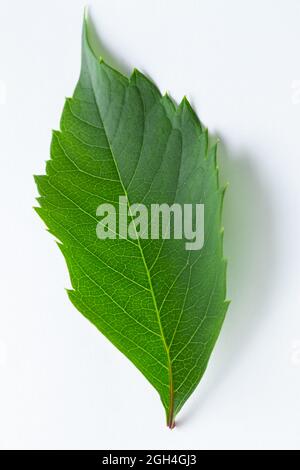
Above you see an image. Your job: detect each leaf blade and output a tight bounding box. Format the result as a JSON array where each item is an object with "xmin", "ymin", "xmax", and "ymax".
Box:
[{"xmin": 35, "ymin": 16, "xmax": 229, "ymax": 426}]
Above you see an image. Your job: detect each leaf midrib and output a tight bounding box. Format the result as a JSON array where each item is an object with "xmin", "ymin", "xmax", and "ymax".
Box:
[{"xmin": 85, "ymin": 57, "xmax": 174, "ymax": 419}]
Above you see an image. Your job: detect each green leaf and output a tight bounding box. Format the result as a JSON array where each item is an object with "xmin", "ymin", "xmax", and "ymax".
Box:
[{"xmin": 34, "ymin": 16, "xmax": 229, "ymax": 428}]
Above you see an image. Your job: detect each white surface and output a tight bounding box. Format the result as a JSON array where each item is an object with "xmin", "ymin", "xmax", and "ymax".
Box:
[{"xmin": 0, "ymin": 0, "xmax": 299, "ymax": 450}]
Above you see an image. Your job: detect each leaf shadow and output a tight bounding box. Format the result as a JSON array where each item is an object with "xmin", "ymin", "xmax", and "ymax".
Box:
[
  {"xmin": 86, "ymin": 13, "xmax": 131, "ymax": 76},
  {"xmin": 177, "ymin": 137, "xmax": 278, "ymax": 426}
]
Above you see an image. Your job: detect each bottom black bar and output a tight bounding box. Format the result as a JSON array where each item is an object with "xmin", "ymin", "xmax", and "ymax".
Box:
[{"xmin": 0, "ymin": 450, "xmax": 206, "ymax": 465}]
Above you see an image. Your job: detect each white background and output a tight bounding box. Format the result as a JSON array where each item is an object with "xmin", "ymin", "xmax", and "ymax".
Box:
[{"xmin": 0, "ymin": 0, "xmax": 299, "ymax": 450}]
